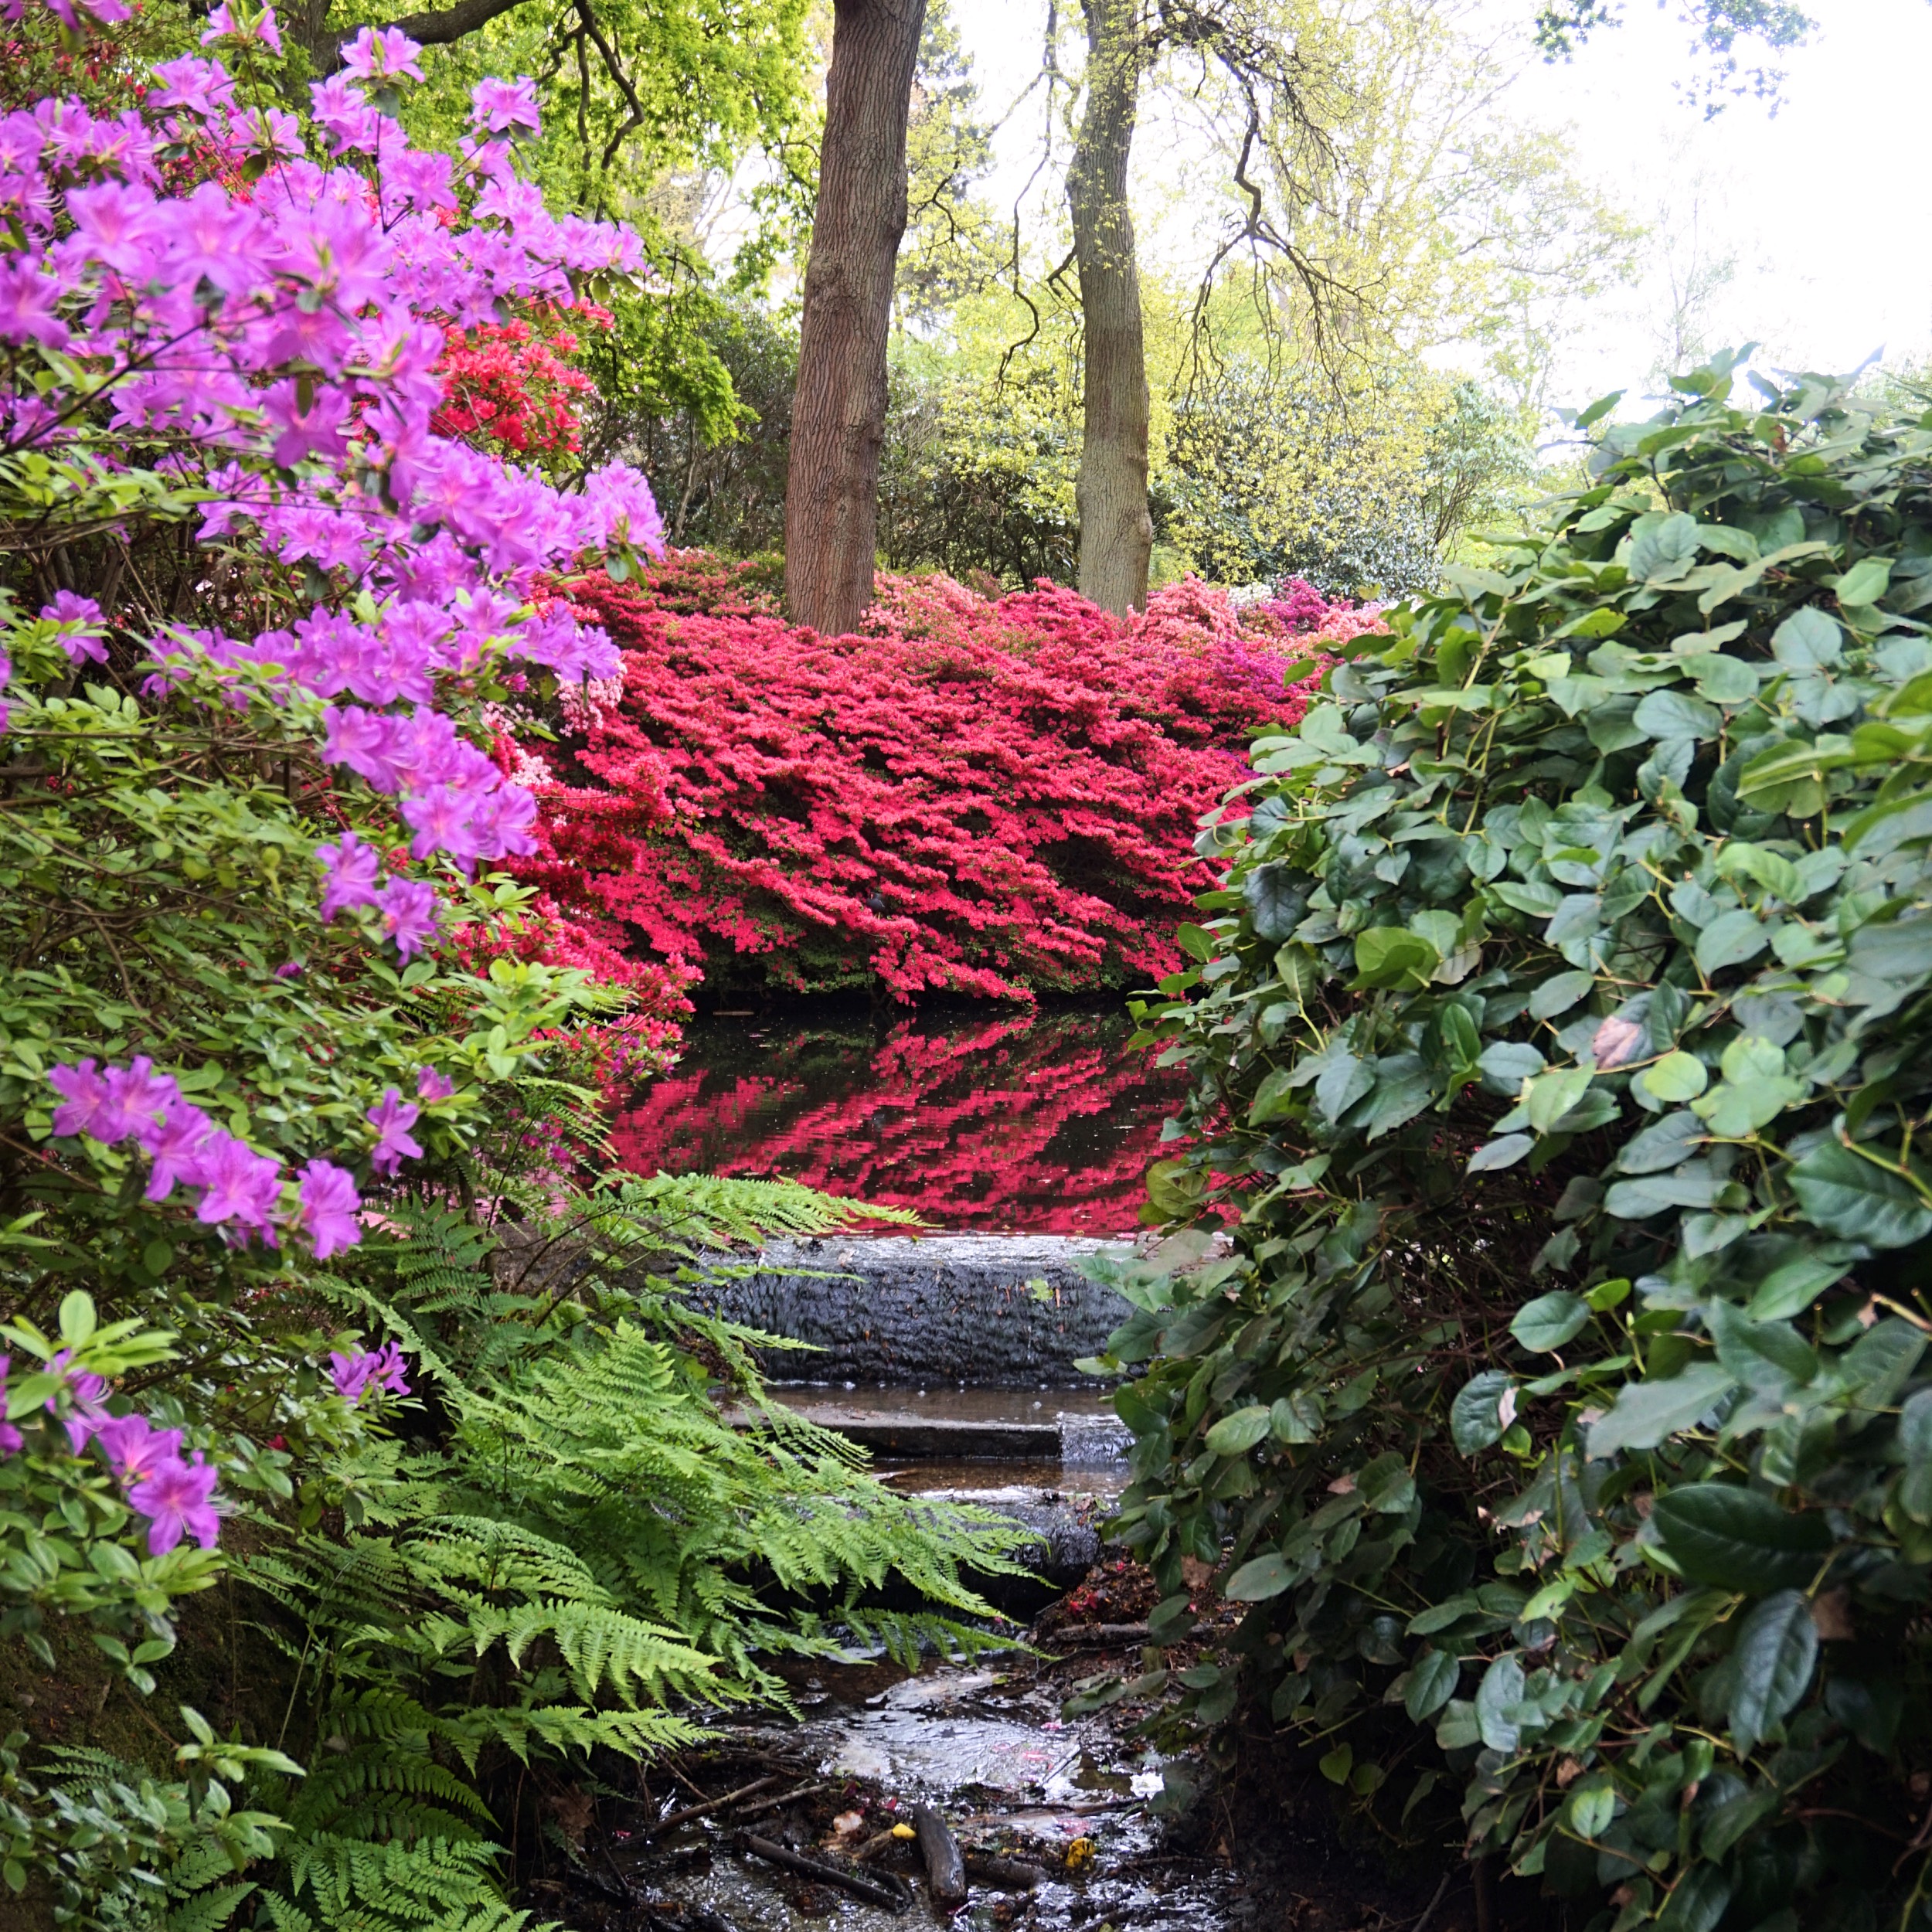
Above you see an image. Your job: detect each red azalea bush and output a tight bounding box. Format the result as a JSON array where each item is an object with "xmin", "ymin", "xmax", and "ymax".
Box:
[
  {"xmin": 432, "ymin": 304, "xmax": 604, "ymax": 461},
  {"xmin": 515, "ymin": 556, "xmax": 1384, "ymax": 1000}
]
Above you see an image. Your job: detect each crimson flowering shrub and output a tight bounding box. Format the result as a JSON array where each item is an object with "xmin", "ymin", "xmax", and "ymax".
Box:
[
  {"xmin": 432, "ymin": 304, "xmax": 604, "ymax": 461},
  {"xmin": 519, "ymin": 556, "xmax": 1383, "ymax": 998}
]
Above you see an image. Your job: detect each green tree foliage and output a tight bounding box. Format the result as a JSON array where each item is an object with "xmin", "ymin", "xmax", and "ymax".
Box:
[{"xmin": 1086, "ymin": 355, "xmax": 1932, "ymax": 1928}]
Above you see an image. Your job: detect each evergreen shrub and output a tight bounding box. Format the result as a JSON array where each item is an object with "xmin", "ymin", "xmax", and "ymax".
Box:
[{"xmin": 1090, "ymin": 356, "xmax": 1932, "ymax": 1931}]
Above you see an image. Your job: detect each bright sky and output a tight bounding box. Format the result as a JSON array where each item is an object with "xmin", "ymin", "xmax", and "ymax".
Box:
[{"xmin": 951, "ymin": 0, "xmax": 1932, "ymax": 416}]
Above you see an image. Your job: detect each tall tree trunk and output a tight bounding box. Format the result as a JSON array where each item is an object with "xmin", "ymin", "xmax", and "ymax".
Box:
[
  {"xmin": 1068, "ymin": 0, "xmax": 1152, "ymax": 618},
  {"xmin": 784, "ymin": 0, "xmax": 927, "ymax": 637}
]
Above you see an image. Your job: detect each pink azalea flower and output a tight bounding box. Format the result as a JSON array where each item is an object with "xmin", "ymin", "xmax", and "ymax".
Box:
[
  {"xmin": 128, "ymin": 1450, "xmax": 220, "ymax": 1553},
  {"xmin": 374, "ymin": 876, "xmax": 439, "ymax": 961},
  {"xmin": 416, "ymin": 1066, "xmax": 455, "ymax": 1103},
  {"xmin": 41, "ymin": 590, "xmax": 108, "ymax": 665},
  {"xmin": 139, "ymin": 1099, "xmax": 214, "ymax": 1201},
  {"xmin": 48, "ymin": 1352, "xmax": 112, "ymax": 1452},
  {"xmin": 316, "ymin": 829, "xmax": 383, "ymax": 920},
  {"xmin": 95, "ymin": 1413, "xmax": 185, "ymax": 1484},
  {"xmin": 298, "ymin": 1159, "xmax": 362, "ymax": 1260},
  {"xmin": 49, "ymin": 1060, "xmax": 124, "ymax": 1141},
  {"xmin": 194, "ymin": 1131, "xmax": 283, "ymax": 1238},
  {"xmin": 329, "ymin": 1340, "xmax": 409, "ymax": 1403},
  {"xmin": 468, "ymin": 75, "xmax": 539, "ymax": 135},
  {"xmin": 339, "ymin": 23, "xmax": 424, "ymax": 81},
  {"xmin": 0, "ymin": 1357, "xmax": 21, "ymax": 1457},
  {"xmin": 364, "ymin": 1087, "xmax": 422, "ymax": 1176}
]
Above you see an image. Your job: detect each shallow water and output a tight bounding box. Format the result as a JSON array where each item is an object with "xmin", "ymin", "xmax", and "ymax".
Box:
[
  {"xmin": 609, "ymin": 1005, "xmax": 1187, "ymax": 1233},
  {"xmin": 625, "ymin": 1651, "xmax": 1241, "ymax": 1932}
]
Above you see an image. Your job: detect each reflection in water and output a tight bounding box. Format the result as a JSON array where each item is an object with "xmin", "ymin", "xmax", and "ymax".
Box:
[{"xmin": 608, "ymin": 1005, "xmax": 1188, "ymax": 1233}]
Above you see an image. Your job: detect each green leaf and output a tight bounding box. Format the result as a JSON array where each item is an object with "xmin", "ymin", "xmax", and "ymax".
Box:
[
  {"xmin": 1651, "ymin": 1486, "xmax": 1832, "ymax": 1592},
  {"xmin": 1772, "ymin": 606, "xmax": 1842, "ymax": 670},
  {"xmin": 1567, "ymin": 1783, "xmax": 1615, "ymax": 1839},
  {"xmin": 1695, "ymin": 909, "xmax": 1770, "ymax": 975},
  {"xmin": 1789, "ymin": 1141, "xmax": 1932, "ymax": 1248},
  {"xmin": 1603, "ymin": 1166, "xmax": 1720, "ymax": 1219},
  {"xmin": 1243, "ymin": 865, "xmax": 1309, "ymax": 942},
  {"xmin": 1318, "ymin": 1743, "xmax": 1353, "ymax": 1784},
  {"xmin": 1689, "ymin": 654, "xmax": 1762, "ymax": 705},
  {"xmin": 1468, "ymin": 1134, "xmax": 1532, "ymax": 1172},
  {"xmin": 1224, "ymin": 1553, "xmax": 1293, "ymax": 1601},
  {"xmin": 57, "ymin": 1290, "xmax": 97, "ymax": 1347},
  {"xmin": 1529, "ymin": 971, "xmax": 1594, "ymax": 1019},
  {"xmin": 1511, "ymin": 1292, "xmax": 1589, "ymax": 1352},
  {"xmin": 1203, "ymin": 1406, "xmax": 1272, "ymax": 1456},
  {"xmin": 1403, "ymin": 1648, "xmax": 1460, "ymax": 1721},
  {"xmin": 1633, "ymin": 689, "xmax": 1723, "ymax": 743},
  {"xmin": 1176, "ymin": 923, "xmax": 1215, "ymax": 962},
  {"xmin": 1585, "ymin": 1364, "xmax": 1736, "ymax": 1460},
  {"xmin": 1526, "ymin": 1066, "xmax": 1592, "ymax": 1134},
  {"xmin": 1617, "ymin": 1111, "xmax": 1706, "ymax": 1174},
  {"xmin": 1836, "ymin": 556, "xmax": 1893, "ymax": 609},
  {"xmin": 1747, "ymin": 1246, "xmax": 1858, "ymax": 1321},
  {"xmin": 1637, "ymin": 1050, "xmax": 1709, "ymax": 1103},
  {"xmin": 1352, "ymin": 927, "xmax": 1439, "ymax": 991},
  {"xmin": 1728, "ymin": 1588, "xmax": 1818, "ymax": 1753},
  {"xmin": 1451, "ymin": 1371, "xmax": 1515, "ymax": 1454},
  {"xmin": 1474, "ymin": 1653, "xmax": 1525, "ymax": 1751},
  {"xmin": 1655, "ymin": 1864, "xmax": 1733, "ymax": 1932}
]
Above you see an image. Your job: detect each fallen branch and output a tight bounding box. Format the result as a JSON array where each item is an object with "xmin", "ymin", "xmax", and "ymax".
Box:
[
  {"xmin": 651, "ymin": 1775, "xmax": 782, "ymax": 1835},
  {"xmin": 964, "ymin": 1853, "xmax": 1043, "ymax": 1891},
  {"xmin": 913, "ymin": 1804, "xmax": 967, "ymax": 1906},
  {"xmin": 740, "ymin": 1834, "xmax": 910, "ymax": 1911},
  {"xmin": 732, "ymin": 1781, "xmax": 831, "ymax": 1821},
  {"xmin": 1049, "ymin": 1622, "xmax": 1151, "ymax": 1645}
]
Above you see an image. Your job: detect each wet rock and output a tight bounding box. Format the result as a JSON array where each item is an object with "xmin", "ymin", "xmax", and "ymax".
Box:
[{"xmin": 694, "ymin": 1235, "xmax": 1132, "ymax": 1386}]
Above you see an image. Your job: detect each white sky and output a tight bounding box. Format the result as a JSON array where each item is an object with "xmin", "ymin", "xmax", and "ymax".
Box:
[{"xmin": 950, "ymin": 0, "xmax": 1932, "ymax": 416}]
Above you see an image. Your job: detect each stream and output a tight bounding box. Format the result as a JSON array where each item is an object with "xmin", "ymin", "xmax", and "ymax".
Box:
[{"xmin": 548, "ymin": 1007, "xmax": 1461, "ymax": 1932}]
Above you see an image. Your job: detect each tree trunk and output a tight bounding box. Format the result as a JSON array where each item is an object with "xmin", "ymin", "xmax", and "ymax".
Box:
[
  {"xmin": 784, "ymin": 0, "xmax": 927, "ymax": 637},
  {"xmin": 1069, "ymin": 0, "xmax": 1152, "ymax": 618}
]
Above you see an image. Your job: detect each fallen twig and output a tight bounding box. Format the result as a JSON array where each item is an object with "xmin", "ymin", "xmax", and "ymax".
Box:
[
  {"xmin": 740, "ymin": 1833, "xmax": 910, "ymax": 1911},
  {"xmin": 731, "ymin": 1780, "xmax": 830, "ymax": 1821},
  {"xmin": 651, "ymin": 1775, "xmax": 782, "ymax": 1835},
  {"xmin": 1049, "ymin": 1622, "xmax": 1151, "ymax": 1646}
]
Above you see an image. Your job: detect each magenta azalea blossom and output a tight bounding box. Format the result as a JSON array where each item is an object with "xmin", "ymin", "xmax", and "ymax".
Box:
[
  {"xmin": 0, "ymin": 1357, "xmax": 21, "ymax": 1457},
  {"xmin": 365, "ymin": 1087, "xmax": 422, "ymax": 1176},
  {"xmin": 95, "ymin": 1413, "xmax": 185, "ymax": 1484},
  {"xmin": 41, "ymin": 590, "xmax": 108, "ymax": 665},
  {"xmin": 129, "ymin": 1451, "xmax": 220, "ymax": 1554},
  {"xmin": 330, "ymin": 1340, "xmax": 409, "ymax": 1404},
  {"xmin": 49, "ymin": 1060, "xmax": 116, "ymax": 1140},
  {"xmin": 317, "ymin": 828, "xmax": 383, "ymax": 920},
  {"xmin": 374, "ymin": 876, "xmax": 439, "ymax": 960},
  {"xmin": 416, "ymin": 1066, "xmax": 455, "ymax": 1103},
  {"xmin": 298, "ymin": 1159, "xmax": 362, "ymax": 1259},
  {"xmin": 48, "ymin": 1352, "xmax": 112, "ymax": 1452},
  {"xmin": 138, "ymin": 1099, "xmax": 214, "ymax": 1201},
  {"xmin": 194, "ymin": 1132, "xmax": 283, "ymax": 1238}
]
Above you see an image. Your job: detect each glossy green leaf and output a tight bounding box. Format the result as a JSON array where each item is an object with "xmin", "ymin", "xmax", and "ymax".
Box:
[
  {"xmin": 1511, "ymin": 1292, "xmax": 1589, "ymax": 1352},
  {"xmin": 1651, "ymin": 1485, "xmax": 1832, "ymax": 1592},
  {"xmin": 1727, "ymin": 1589, "xmax": 1818, "ymax": 1753},
  {"xmin": 1789, "ymin": 1141, "xmax": 1932, "ymax": 1248},
  {"xmin": 1585, "ymin": 1364, "xmax": 1736, "ymax": 1460}
]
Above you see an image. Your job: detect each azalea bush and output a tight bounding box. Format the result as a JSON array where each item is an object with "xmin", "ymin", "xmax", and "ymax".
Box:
[
  {"xmin": 1090, "ymin": 356, "xmax": 1932, "ymax": 1931},
  {"xmin": 0, "ymin": 8, "xmax": 1006, "ymax": 1924},
  {"xmin": 519, "ymin": 557, "xmax": 1379, "ymax": 999}
]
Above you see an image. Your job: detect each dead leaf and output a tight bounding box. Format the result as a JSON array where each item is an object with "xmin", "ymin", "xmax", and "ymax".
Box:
[{"xmin": 1811, "ymin": 1589, "xmax": 1854, "ymax": 1641}]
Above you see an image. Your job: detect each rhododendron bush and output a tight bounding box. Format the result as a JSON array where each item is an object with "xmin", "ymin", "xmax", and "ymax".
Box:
[
  {"xmin": 0, "ymin": 11, "xmax": 1002, "ymax": 1925},
  {"xmin": 521, "ymin": 556, "xmax": 1381, "ymax": 998}
]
